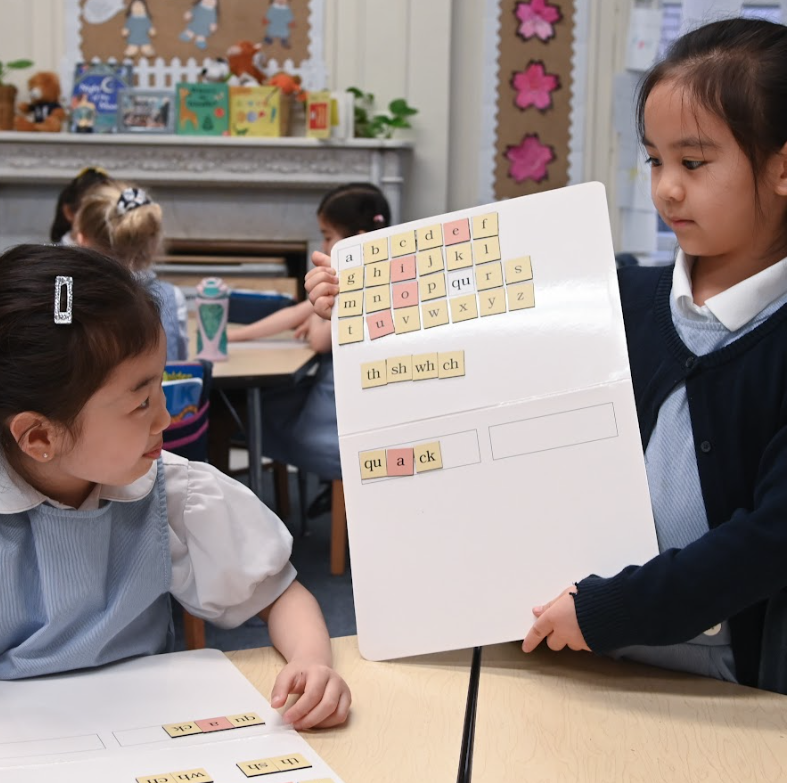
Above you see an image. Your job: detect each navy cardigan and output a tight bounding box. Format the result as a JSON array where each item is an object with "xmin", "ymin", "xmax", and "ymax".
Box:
[{"xmin": 575, "ymin": 264, "xmax": 787, "ymax": 692}]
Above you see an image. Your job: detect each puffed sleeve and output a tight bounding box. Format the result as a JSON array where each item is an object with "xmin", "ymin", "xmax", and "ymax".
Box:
[{"xmin": 163, "ymin": 452, "xmax": 297, "ymax": 628}]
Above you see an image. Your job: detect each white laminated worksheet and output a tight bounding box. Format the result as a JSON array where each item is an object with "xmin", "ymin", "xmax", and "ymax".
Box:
[
  {"xmin": 330, "ymin": 181, "xmax": 659, "ymax": 661},
  {"xmin": 0, "ymin": 649, "xmax": 343, "ymax": 783}
]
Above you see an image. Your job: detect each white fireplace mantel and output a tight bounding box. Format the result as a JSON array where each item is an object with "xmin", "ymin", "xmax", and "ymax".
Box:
[{"xmin": 0, "ymin": 132, "xmax": 411, "ymax": 250}]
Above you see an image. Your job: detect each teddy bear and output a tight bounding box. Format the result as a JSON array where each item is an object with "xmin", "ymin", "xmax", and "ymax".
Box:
[
  {"xmin": 226, "ymin": 41, "xmax": 266, "ymax": 85},
  {"xmin": 14, "ymin": 71, "xmax": 66, "ymax": 132}
]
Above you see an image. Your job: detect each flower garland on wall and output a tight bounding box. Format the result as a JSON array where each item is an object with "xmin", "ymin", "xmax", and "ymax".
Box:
[{"xmin": 494, "ymin": 0, "xmax": 574, "ymax": 198}]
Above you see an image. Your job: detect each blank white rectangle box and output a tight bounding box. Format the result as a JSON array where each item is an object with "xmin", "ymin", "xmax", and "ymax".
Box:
[
  {"xmin": 489, "ymin": 403, "xmax": 618, "ymax": 460},
  {"xmin": 114, "ymin": 725, "xmax": 171, "ymax": 747},
  {"xmin": 0, "ymin": 734, "xmax": 104, "ymax": 760}
]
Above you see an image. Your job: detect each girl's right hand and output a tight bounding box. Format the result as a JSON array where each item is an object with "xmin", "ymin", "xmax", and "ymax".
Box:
[{"xmin": 305, "ymin": 251, "xmax": 338, "ymax": 320}]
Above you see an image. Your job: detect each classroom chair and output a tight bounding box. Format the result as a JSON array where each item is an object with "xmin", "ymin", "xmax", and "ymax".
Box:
[
  {"xmin": 162, "ymin": 359, "xmax": 213, "ymax": 462},
  {"xmin": 228, "ymin": 289, "xmax": 295, "ymax": 324}
]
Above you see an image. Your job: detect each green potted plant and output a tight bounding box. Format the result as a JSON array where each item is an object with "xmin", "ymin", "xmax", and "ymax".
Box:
[
  {"xmin": 348, "ymin": 87, "xmax": 418, "ymax": 139},
  {"xmin": 0, "ymin": 59, "xmax": 34, "ymax": 131}
]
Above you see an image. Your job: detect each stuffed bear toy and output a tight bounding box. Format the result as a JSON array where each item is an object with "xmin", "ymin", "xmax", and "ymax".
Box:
[
  {"xmin": 14, "ymin": 71, "xmax": 66, "ymax": 132},
  {"xmin": 226, "ymin": 41, "xmax": 266, "ymax": 85}
]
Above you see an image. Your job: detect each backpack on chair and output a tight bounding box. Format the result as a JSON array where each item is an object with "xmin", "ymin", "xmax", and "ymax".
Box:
[{"xmin": 162, "ymin": 359, "xmax": 213, "ymax": 462}]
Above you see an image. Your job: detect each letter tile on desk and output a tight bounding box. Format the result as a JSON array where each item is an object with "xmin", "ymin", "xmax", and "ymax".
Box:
[
  {"xmin": 391, "ymin": 254, "xmax": 417, "ymax": 282},
  {"xmin": 414, "ymin": 441, "xmax": 443, "ymax": 472},
  {"xmin": 359, "ymin": 449, "xmax": 388, "ymax": 480},
  {"xmin": 504, "ymin": 256, "xmax": 533, "ymax": 283},
  {"xmin": 447, "ymin": 269, "xmax": 476, "ymax": 297},
  {"xmin": 412, "ymin": 352, "xmax": 439, "ymax": 380},
  {"xmin": 475, "ymin": 261, "xmax": 503, "ymax": 291},
  {"xmin": 443, "ymin": 218, "xmax": 470, "ymax": 245},
  {"xmin": 417, "ymin": 247, "xmax": 445, "ymax": 275},
  {"xmin": 226, "ymin": 713, "xmax": 265, "ymax": 727},
  {"xmin": 172, "ymin": 769, "xmax": 214, "ymax": 781},
  {"xmin": 418, "ymin": 273, "xmax": 447, "ymax": 302},
  {"xmin": 361, "ymin": 359, "xmax": 388, "ymax": 389},
  {"xmin": 394, "ymin": 305, "xmax": 421, "ymax": 334},
  {"xmin": 480, "ymin": 290, "xmax": 507, "ymax": 316},
  {"xmin": 421, "ymin": 300, "xmax": 450, "ymax": 329},
  {"xmin": 339, "ymin": 268, "xmax": 363, "ymax": 292},
  {"xmin": 363, "ymin": 238, "xmax": 389, "ymax": 263},
  {"xmin": 507, "ymin": 282, "xmax": 536, "ymax": 311},
  {"xmin": 387, "ymin": 448, "xmax": 415, "ymax": 475},
  {"xmin": 417, "ymin": 223, "xmax": 443, "ymax": 250},
  {"xmin": 446, "ymin": 242, "xmax": 473, "ymax": 271},
  {"xmin": 365, "ymin": 261, "xmax": 391, "ymax": 287},
  {"xmin": 392, "ymin": 281, "xmax": 418, "ymax": 309},
  {"xmin": 274, "ymin": 753, "xmax": 313, "ymax": 771},
  {"xmin": 365, "ymin": 285, "xmax": 391, "ymax": 314},
  {"xmin": 338, "ymin": 292, "xmax": 363, "ymax": 318},
  {"xmin": 195, "ymin": 716, "xmax": 234, "ymax": 732},
  {"xmin": 438, "ymin": 350, "xmax": 465, "ymax": 379},
  {"xmin": 387, "ymin": 355, "xmax": 413, "ymax": 383},
  {"xmin": 391, "ymin": 230, "xmax": 416, "ymax": 257},
  {"xmin": 366, "ymin": 310, "xmax": 395, "ymax": 340},
  {"xmin": 450, "ymin": 294, "xmax": 479, "ymax": 323},
  {"xmin": 338, "ymin": 316, "xmax": 365, "ymax": 345},
  {"xmin": 237, "ymin": 759, "xmax": 280, "ymax": 778},
  {"xmin": 472, "ymin": 212, "xmax": 498, "ymax": 238},
  {"xmin": 136, "ymin": 775, "xmax": 176, "ymax": 783},
  {"xmin": 163, "ymin": 722, "xmax": 202, "ymax": 738},
  {"xmin": 473, "ymin": 236, "xmax": 501, "ymax": 264}
]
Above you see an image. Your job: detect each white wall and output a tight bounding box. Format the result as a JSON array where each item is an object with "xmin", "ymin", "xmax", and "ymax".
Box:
[{"xmin": 0, "ymin": 0, "xmax": 631, "ymax": 244}]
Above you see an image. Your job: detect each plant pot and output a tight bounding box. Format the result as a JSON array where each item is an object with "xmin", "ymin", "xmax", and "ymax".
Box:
[{"xmin": 0, "ymin": 84, "xmax": 18, "ymax": 131}]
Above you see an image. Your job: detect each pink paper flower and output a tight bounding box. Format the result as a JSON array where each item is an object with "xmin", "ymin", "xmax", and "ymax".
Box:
[
  {"xmin": 512, "ymin": 61, "xmax": 560, "ymax": 111},
  {"xmin": 505, "ymin": 134, "xmax": 555, "ymax": 184},
  {"xmin": 515, "ymin": 0, "xmax": 562, "ymax": 42}
]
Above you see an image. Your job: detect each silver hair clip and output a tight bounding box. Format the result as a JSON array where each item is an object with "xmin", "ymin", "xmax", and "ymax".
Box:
[
  {"xmin": 54, "ymin": 276, "xmax": 73, "ymax": 325},
  {"xmin": 116, "ymin": 187, "xmax": 152, "ymax": 216}
]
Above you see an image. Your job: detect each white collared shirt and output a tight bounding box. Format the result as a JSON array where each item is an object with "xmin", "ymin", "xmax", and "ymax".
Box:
[{"xmin": 0, "ymin": 451, "xmax": 296, "ymax": 628}]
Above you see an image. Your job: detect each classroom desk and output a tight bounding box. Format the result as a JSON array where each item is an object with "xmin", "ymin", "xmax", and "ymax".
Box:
[
  {"xmin": 189, "ymin": 322, "xmax": 316, "ymax": 497},
  {"xmin": 228, "ymin": 636, "xmax": 787, "ymax": 783}
]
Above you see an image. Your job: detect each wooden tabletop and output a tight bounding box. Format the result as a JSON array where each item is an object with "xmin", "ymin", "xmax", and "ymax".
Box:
[{"xmin": 228, "ymin": 636, "xmax": 787, "ymax": 783}]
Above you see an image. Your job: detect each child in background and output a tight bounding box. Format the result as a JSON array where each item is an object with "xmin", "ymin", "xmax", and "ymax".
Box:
[
  {"xmin": 73, "ymin": 180, "xmax": 188, "ymax": 362},
  {"xmin": 307, "ymin": 18, "xmax": 787, "ymax": 693},
  {"xmin": 0, "ymin": 244, "xmax": 350, "ymax": 728},
  {"xmin": 49, "ymin": 167, "xmax": 111, "ymax": 245},
  {"xmin": 229, "ymin": 183, "xmax": 391, "ymax": 510}
]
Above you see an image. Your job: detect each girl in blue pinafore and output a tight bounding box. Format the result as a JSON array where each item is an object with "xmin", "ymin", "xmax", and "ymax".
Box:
[
  {"xmin": 73, "ymin": 180, "xmax": 188, "ymax": 363},
  {"xmin": 179, "ymin": 0, "xmax": 219, "ymax": 50},
  {"xmin": 0, "ymin": 244, "xmax": 350, "ymax": 730}
]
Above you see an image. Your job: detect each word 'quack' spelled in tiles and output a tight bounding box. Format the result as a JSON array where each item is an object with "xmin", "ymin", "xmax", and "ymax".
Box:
[
  {"xmin": 361, "ymin": 351, "xmax": 465, "ymax": 389},
  {"xmin": 237, "ymin": 753, "xmax": 312, "ymax": 777},
  {"xmin": 163, "ymin": 713, "xmax": 264, "ymax": 738},
  {"xmin": 359, "ymin": 441, "xmax": 442, "ymax": 480},
  {"xmin": 336, "ymin": 211, "xmax": 535, "ymax": 344},
  {"xmin": 136, "ymin": 769, "xmax": 212, "ymax": 783}
]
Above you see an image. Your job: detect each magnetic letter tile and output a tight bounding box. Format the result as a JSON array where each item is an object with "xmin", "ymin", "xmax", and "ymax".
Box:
[
  {"xmin": 450, "ymin": 294, "xmax": 478, "ymax": 323},
  {"xmin": 443, "ymin": 218, "xmax": 471, "ymax": 245},
  {"xmin": 338, "ymin": 316, "xmax": 365, "ymax": 345},
  {"xmin": 338, "ymin": 292, "xmax": 363, "ymax": 318},
  {"xmin": 415, "ymin": 441, "xmax": 443, "ymax": 472},
  {"xmin": 172, "ymin": 769, "xmax": 213, "ymax": 782},
  {"xmin": 474, "ymin": 261, "xmax": 503, "ymax": 291},
  {"xmin": 366, "ymin": 310, "xmax": 395, "ymax": 340},
  {"xmin": 447, "ymin": 269, "xmax": 476, "ymax": 297},
  {"xmin": 338, "ymin": 244, "xmax": 362, "ymax": 269},
  {"xmin": 473, "ymin": 236, "xmax": 501, "ymax": 264},
  {"xmin": 363, "ymin": 238, "xmax": 389, "ymax": 263},
  {"xmin": 339, "ymin": 268, "xmax": 362, "ymax": 293},
  {"xmin": 387, "ymin": 355, "xmax": 413, "ymax": 383},
  {"xmin": 417, "ymin": 248, "xmax": 444, "ymax": 276},
  {"xmin": 418, "ymin": 273, "xmax": 446, "ymax": 302},
  {"xmin": 480, "ymin": 290, "xmax": 507, "ymax": 316},
  {"xmin": 237, "ymin": 759, "xmax": 279, "ymax": 777},
  {"xmin": 392, "ymin": 281, "xmax": 418, "ymax": 309},
  {"xmin": 365, "ymin": 261, "xmax": 390, "ymax": 288},
  {"xmin": 446, "ymin": 242, "xmax": 473, "ymax": 271},
  {"xmin": 391, "ymin": 255, "xmax": 417, "ymax": 282},
  {"xmin": 507, "ymin": 282, "xmax": 536, "ymax": 311},
  {"xmin": 273, "ymin": 755, "xmax": 312, "ymax": 772},
  {"xmin": 421, "ymin": 301, "xmax": 450, "ymax": 329},
  {"xmin": 136, "ymin": 775, "xmax": 175, "ymax": 783},
  {"xmin": 438, "ymin": 350, "xmax": 466, "ymax": 379},
  {"xmin": 391, "ymin": 230, "xmax": 416, "ymax": 257},
  {"xmin": 365, "ymin": 286, "xmax": 391, "ymax": 314},
  {"xmin": 195, "ymin": 717, "xmax": 234, "ymax": 732},
  {"xmin": 505, "ymin": 256, "xmax": 533, "ymax": 283},
  {"xmin": 472, "ymin": 212, "xmax": 498, "ymax": 238},
  {"xmin": 361, "ymin": 360, "xmax": 388, "ymax": 389},
  {"xmin": 394, "ymin": 305, "xmax": 421, "ymax": 334},
  {"xmin": 417, "ymin": 223, "xmax": 443, "ymax": 250},
  {"xmin": 387, "ymin": 448, "xmax": 415, "ymax": 476},
  {"xmin": 227, "ymin": 713, "xmax": 265, "ymax": 728},
  {"xmin": 412, "ymin": 352, "xmax": 439, "ymax": 380},
  {"xmin": 360, "ymin": 449, "xmax": 388, "ymax": 479},
  {"xmin": 163, "ymin": 722, "xmax": 202, "ymax": 738}
]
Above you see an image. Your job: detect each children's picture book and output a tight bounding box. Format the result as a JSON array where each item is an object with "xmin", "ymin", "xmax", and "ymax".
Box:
[
  {"xmin": 229, "ymin": 85, "xmax": 289, "ymax": 137},
  {"xmin": 175, "ymin": 82, "xmax": 229, "ymax": 136},
  {"xmin": 329, "ymin": 181, "xmax": 659, "ymax": 661},
  {"xmin": 118, "ymin": 88, "xmax": 175, "ymax": 133},
  {"xmin": 69, "ymin": 61, "xmax": 133, "ymax": 133},
  {"xmin": 306, "ymin": 90, "xmax": 332, "ymax": 139}
]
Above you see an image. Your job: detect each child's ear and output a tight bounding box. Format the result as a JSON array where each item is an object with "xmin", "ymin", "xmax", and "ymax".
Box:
[
  {"xmin": 772, "ymin": 141, "xmax": 787, "ymax": 197},
  {"xmin": 9, "ymin": 412, "xmax": 60, "ymax": 463}
]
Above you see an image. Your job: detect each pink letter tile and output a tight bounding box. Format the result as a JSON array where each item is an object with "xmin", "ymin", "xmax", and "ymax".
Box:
[
  {"xmin": 387, "ymin": 448, "xmax": 415, "ymax": 476},
  {"xmin": 391, "ymin": 255, "xmax": 417, "ymax": 282},
  {"xmin": 366, "ymin": 310, "xmax": 395, "ymax": 340},
  {"xmin": 195, "ymin": 717, "xmax": 234, "ymax": 732},
  {"xmin": 443, "ymin": 218, "xmax": 470, "ymax": 245},
  {"xmin": 392, "ymin": 281, "xmax": 418, "ymax": 309}
]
